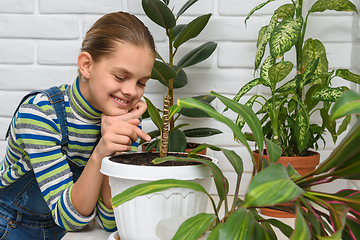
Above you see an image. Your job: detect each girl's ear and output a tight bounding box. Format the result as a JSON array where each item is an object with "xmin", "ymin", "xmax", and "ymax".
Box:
[{"xmin": 78, "ymin": 52, "xmax": 92, "ymax": 79}]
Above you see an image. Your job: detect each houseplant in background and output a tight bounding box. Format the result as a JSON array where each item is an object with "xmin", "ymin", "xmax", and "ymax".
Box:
[
  {"xmin": 231, "ymin": 0, "xmax": 360, "ymax": 217},
  {"xmin": 111, "ymin": 89, "xmax": 360, "ymax": 239},
  {"xmin": 140, "ymin": 0, "xmax": 221, "ymax": 156},
  {"xmin": 100, "ymin": 0, "xmax": 220, "ymax": 239}
]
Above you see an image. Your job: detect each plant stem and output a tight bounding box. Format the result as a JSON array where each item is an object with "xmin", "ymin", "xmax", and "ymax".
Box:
[
  {"xmin": 168, "ymin": 28, "xmax": 175, "ymax": 130},
  {"xmin": 160, "ymin": 95, "xmax": 171, "ymax": 158}
]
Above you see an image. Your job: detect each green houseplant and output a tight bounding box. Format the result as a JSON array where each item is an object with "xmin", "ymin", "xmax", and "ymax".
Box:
[
  {"xmin": 111, "ymin": 89, "xmax": 360, "ymax": 239},
  {"xmin": 141, "ymin": 0, "xmax": 221, "ymax": 157},
  {"xmin": 230, "ymin": 0, "xmax": 360, "ymax": 157}
]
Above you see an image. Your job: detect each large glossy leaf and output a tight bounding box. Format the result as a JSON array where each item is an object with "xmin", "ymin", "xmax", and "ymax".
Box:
[
  {"xmin": 111, "ymin": 179, "xmax": 208, "ymax": 208},
  {"xmin": 270, "ymin": 17, "xmax": 303, "ymax": 58},
  {"xmin": 144, "ymin": 96, "xmax": 163, "ymax": 132},
  {"xmin": 173, "ymin": 24, "xmax": 187, "ymax": 38},
  {"xmin": 276, "ymin": 77, "xmax": 297, "ymax": 93},
  {"xmin": 151, "ymin": 60, "xmax": 177, "ymax": 83},
  {"xmin": 183, "ymin": 127, "xmax": 222, "ymax": 137},
  {"xmin": 177, "ymin": 0, "xmax": 199, "ymax": 17},
  {"xmin": 294, "ymin": 108, "xmax": 310, "ymax": 153},
  {"xmin": 211, "ymin": 92, "xmax": 264, "ymax": 155},
  {"xmin": 309, "ymin": 0, "xmax": 358, "ymax": 13},
  {"xmin": 174, "ymin": 14, "xmax": 211, "ymax": 48},
  {"xmin": 221, "ymin": 148, "xmax": 243, "ymax": 176},
  {"xmin": 214, "ymin": 207, "xmax": 255, "ymax": 240},
  {"xmin": 302, "ymin": 38, "xmax": 328, "ymax": 77},
  {"xmin": 243, "ymin": 164, "xmax": 304, "ymax": 207},
  {"xmin": 297, "ymin": 58, "xmax": 320, "ymax": 89},
  {"xmin": 253, "ymin": 221, "xmax": 277, "ymax": 240},
  {"xmin": 179, "ymin": 95, "xmax": 216, "ymax": 117},
  {"xmin": 173, "ymin": 65, "xmax": 188, "ymax": 89},
  {"xmin": 290, "ymin": 208, "xmax": 311, "ymax": 240},
  {"xmin": 330, "ymin": 90, "xmax": 360, "ymax": 121},
  {"xmin": 265, "ymin": 219, "xmax": 293, "ymax": 238},
  {"xmin": 255, "ymin": 13, "xmax": 278, "ymax": 70},
  {"xmin": 142, "ymin": 0, "xmax": 176, "ymax": 29},
  {"xmin": 177, "ymin": 42, "xmax": 217, "ymax": 69},
  {"xmin": 177, "ymin": 97, "xmax": 253, "ymax": 158},
  {"xmin": 172, "ymin": 213, "xmax": 216, "ymax": 240},
  {"xmin": 335, "ymin": 69, "xmax": 360, "ymax": 84},
  {"xmin": 311, "ymin": 87, "xmax": 344, "ymax": 102},
  {"xmin": 275, "ymin": 4, "xmax": 295, "ymax": 20},
  {"xmin": 168, "ymin": 129, "xmax": 187, "ymax": 152},
  {"xmin": 268, "ymin": 61, "xmax": 293, "ymax": 91}
]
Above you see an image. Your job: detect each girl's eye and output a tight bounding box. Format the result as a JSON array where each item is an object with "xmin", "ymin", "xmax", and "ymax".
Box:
[
  {"xmin": 137, "ymin": 82, "xmax": 146, "ymax": 87},
  {"xmin": 115, "ymin": 75, "xmax": 124, "ymax": 81}
]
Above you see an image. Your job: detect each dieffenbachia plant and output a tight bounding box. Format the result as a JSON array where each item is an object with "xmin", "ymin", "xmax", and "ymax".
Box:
[
  {"xmin": 141, "ymin": 0, "xmax": 221, "ymax": 157},
  {"xmin": 111, "ymin": 90, "xmax": 360, "ymax": 239},
  {"xmin": 229, "ymin": 0, "xmax": 360, "ymax": 156}
]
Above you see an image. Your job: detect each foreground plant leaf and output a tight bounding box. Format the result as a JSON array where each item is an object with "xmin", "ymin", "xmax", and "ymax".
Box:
[
  {"xmin": 172, "ymin": 213, "xmax": 216, "ymax": 240},
  {"xmin": 290, "ymin": 207, "xmax": 311, "ymax": 240},
  {"xmin": 243, "ymin": 164, "xmax": 304, "ymax": 207},
  {"xmin": 330, "ymin": 90, "xmax": 360, "ymax": 121}
]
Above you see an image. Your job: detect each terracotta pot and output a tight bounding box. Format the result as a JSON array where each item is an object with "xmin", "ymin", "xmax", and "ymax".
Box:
[
  {"xmin": 253, "ymin": 150, "xmax": 320, "ymax": 218},
  {"xmin": 142, "ymin": 142, "xmax": 206, "ymax": 155}
]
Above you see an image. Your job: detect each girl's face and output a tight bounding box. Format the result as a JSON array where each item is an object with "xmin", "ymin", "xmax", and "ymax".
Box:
[{"xmin": 80, "ymin": 41, "xmax": 155, "ymax": 116}]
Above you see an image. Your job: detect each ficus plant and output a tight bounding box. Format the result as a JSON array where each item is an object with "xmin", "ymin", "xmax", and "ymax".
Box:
[
  {"xmin": 111, "ymin": 90, "xmax": 360, "ymax": 239},
  {"xmin": 141, "ymin": 0, "xmax": 221, "ymax": 157},
  {"xmin": 230, "ymin": 0, "xmax": 360, "ymax": 156}
]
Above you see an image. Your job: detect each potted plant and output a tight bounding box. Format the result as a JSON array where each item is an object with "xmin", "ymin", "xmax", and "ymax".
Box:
[
  {"xmin": 100, "ymin": 1, "xmax": 221, "ymax": 239},
  {"xmin": 140, "ymin": 0, "xmax": 221, "ymax": 155},
  {"xmin": 111, "ymin": 90, "xmax": 360, "ymax": 239}
]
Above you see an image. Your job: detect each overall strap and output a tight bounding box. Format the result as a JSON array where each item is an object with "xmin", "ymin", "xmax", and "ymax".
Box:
[{"xmin": 5, "ymin": 87, "xmax": 68, "ymax": 147}]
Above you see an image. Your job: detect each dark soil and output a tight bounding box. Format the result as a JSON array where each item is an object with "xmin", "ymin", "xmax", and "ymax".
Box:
[{"xmin": 110, "ymin": 152, "xmax": 210, "ymax": 167}]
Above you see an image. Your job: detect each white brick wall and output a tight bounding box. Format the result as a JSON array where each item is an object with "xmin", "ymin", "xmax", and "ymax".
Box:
[{"xmin": 0, "ymin": 0, "xmax": 358, "ymax": 195}]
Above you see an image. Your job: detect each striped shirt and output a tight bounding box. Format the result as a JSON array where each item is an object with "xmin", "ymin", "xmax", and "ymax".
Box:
[{"xmin": 0, "ymin": 78, "xmax": 139, "ymax": 232}]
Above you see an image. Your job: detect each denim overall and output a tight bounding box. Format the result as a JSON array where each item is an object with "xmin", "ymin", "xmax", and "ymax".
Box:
[{"xmin": 0, "ymin": 87, "xmax": 84, "ymax": 240}]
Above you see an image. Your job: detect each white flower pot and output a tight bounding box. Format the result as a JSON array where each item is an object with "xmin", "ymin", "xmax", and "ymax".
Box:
[{"xmin": 100, "ymin": 153, "xmax": 216, "ymax": 240}]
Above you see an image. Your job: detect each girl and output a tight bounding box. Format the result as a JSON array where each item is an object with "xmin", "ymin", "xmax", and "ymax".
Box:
[{"xmin": 0, "ymin": 11, "xmax": 155, "ymax": 239}]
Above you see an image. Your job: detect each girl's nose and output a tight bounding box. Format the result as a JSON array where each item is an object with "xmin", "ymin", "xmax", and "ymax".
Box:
[{"xmin": 121, "ymin": 81, "xmax": 137, "ymax": 97}]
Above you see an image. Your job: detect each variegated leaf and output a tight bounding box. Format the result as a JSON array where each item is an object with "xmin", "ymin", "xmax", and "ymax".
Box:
[
  {"xmin": 245, "ymin": 0, "xmax": 275, "ymax": 24},
  {"xmin": 294, "ymin": 108, "xmax": 310, "ymax": 153},
  {"xmin": 268, "ymin": 61, "xmax": 293, "ymax": 91},
  {"xmin": 276, "ymin": 77, "xmax": 297, "ymax": 93},
  {"xmin": 255, "ymin": 13, "xmax": 279, "ymax": 70},
  {"xmin": 297, "ymin": 58, "xmax": 319, "ymax": 89},
  {"xmin": 311, "ymin": 87, "xmax": 344, "ymax": 102},
  {"xmin": 302, "ymin": 38, "xmax": 328, "ymax": 76},
  {"xmin": 270, "ymin": 17, "xmax": 303, "ymax": 59},
  {"xmin": 257, "ymin": 26, "xmax": 268, "ymax": 48},
  {"xmin": 232, "ymin": 78, "xmax": 263, "ymax": 103},
  {"xmin": 260, "ymin": 55, "xmax": 276, "ymax": 87},
  {"xmin": 236, "ymin": 95, "xmax": 258, "ymax": 130},
  {"xmin": 335, "ymin": 69, "xmax": 360, "ymax": 84},
  {"xmin": 310, "ymin": 0, "xmax": 358, "ymax": 13},
  {"xmin": 275, "ymin": 4, "xmax": 295, "ymax": 20}
]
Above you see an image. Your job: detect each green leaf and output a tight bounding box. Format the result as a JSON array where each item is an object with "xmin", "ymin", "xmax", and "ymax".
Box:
[
  {"xmin": 290, "ymin": 208, "xmax": 311, "ymax": 240},
  {"xmin": 111, "ymin": 179, "xmax": 208, "ymax": 208},
  {"xmin": 177, "ymin": 42, "xmax": 217, "ymax": 69},
  {"xmin": 243, "ymin": 164, "xmax": 304, "ymax": 207},
  {"xmin": 174, "ymin": 14, "xmax": 211, "ymax": 48},
  {"xmin": 311, "ymin": 87, "xmax": 344, "ymax": 102},
  {"xmin": 169, "ymin": 104, "xmax": 182, "ymax": 120},
  {"xmin": 336, "ymin": 115, "xmax": 351, "ymax": 136},
  {"xmin": 151, "ymin": 60, "xmax": 177, "ymax": 83},
  {"xmin": 230, "ymin": 78, "xmax": 263, "ymax": 104},
  {"xmin": 265, "ymin": 218, "xmax": 293, "ymax": 238},
  {"xmin": 235, "ymin": 95, "xmax": 258, "ymax": 130},
  {"xmin": 331, "ymin": 90, "xmax": 360, "ymax": 121},
  {"xmin": 310, "ymin": 0, "xmax": 358, "ymax": 13},
  {"xmin": 173, "ymin": 24, "xmax": 187, "ymax": 38},
  {"xmin": 294, "ymin": 108, "xmax": 310, "ymax": 153},
  {"xmin": 305, "ymin": 84, "xmax": 323, "ymax": 112},
  {"xmin": 276, "ymin": 77, "xmax": 297, "ymax": 93},
  {"xmin": 298, "ymin": 58, "xmax": 320, "ymax": 89},
  {"xmin": 268, "ymin": 61, "xmax": 293, "ymax": 91},
  {"xmin": 335, "ymin": 69, "xmax": 360, "ymax": 84},
  {"xmin": 179, "ymin": 95, "xmax": 216, "ymax": 118},
  {"xmin": 302, "ymin": 38, "xmax": 328, "ymax": 77},
  {"xmin": 145, "ymin": 139, "xmax": 159, "ymax": 151},
  {"xmin": 216, "ymin": 207, "xmax": 255, "ymax": 239},
  {"xmin": 142, "ymin": 0, "xmax": 176, "ymax": 29},
  {"xmin": 177, "ymin": 0, "xmax": 199, "ymax": 17},
  {"xmin": 257, "ymin": 26, "xmax": 268, "ymax": 48},
  {"xmin": 270, "ymin": 17, "xmax": 303, "ymax": 58},
  {"xmin": 211, "ymin": 92, "xmax": 264, "ymax": 155},
  {"xmin": 260, "ymin": 55, "xmax": 276, "ymax": 87},
  {"xmin": 265, "ymin": 138, "xmax": 282, "ymax": 164},
  {"xmin": 168, "ymin": 129, "xmax": 187, "ymax": 152},
  {"xmin": 144, "ymin": 96, "xmax": 163, "ymax": 133},
  {"xmin": 183, "ymin": 127, "xmax": 222, "ymax": 137},
  {"xmin": 172, "ymin": 213, "xmax": 216, "ymax": 240},
  {"xmin": 275, "ymin": 4, "xmax": 295, "ymax": 20},
  {"xmin": 221, "ymin": 148, "xmax": 243, "ymax": 176},
  {"xmin": 245, "ymin": 0, "xmax": 275, "ymax": 24},
  {"xmin": 173, "ymin": 65, "xmax": 188, "ymax": 88},
  {"xmin": 252, "ymin": 221, "xmax": 277, "ymax": 240}
]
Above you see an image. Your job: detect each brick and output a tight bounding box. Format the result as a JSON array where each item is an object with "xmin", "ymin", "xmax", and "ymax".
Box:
[
  {"xmin": 0, "ymin": 15, "xmax": 79, "ymax": 39},
  {"xmin": 0, "ymin": 141, "xmax": 7, "ymax": 158},
  {"xmin": 40, "ymin": 0, "xmax": 123, "ymax": 14},
  {"xmin": 0, "ymin": 66, "xmax": 78, "ymax": 91},
  {"xmin": 38, "ymin": 42, "xmax": 80, "ymax": 65},
  {"xmin": 128, "ymin": 0, "xmax": 213, "ymax": 16},
  {"xmin": 0, "ymin": 91, "xmax": 29, "ymax": 117},
  {"xmin": 326, "ymin": 43, "xmax": 352, "ymax": 69},
  {"xmin": 218, "ymin": 42, "xmax": 257, "ymax": 68},
  {"xmin": 219, "ymin": 0, "xmax": 289, "ymax": 16},
  {"xmin": 0, "ymin": 40, "xmax": 34, "ymax": 64},
  {"xmin": 0, "ymin": 117, "xmax": 12, "ymax": 138},
  {"xmin": 0, "ymin": 0, "xmax": 34, "ymax": 13}
]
